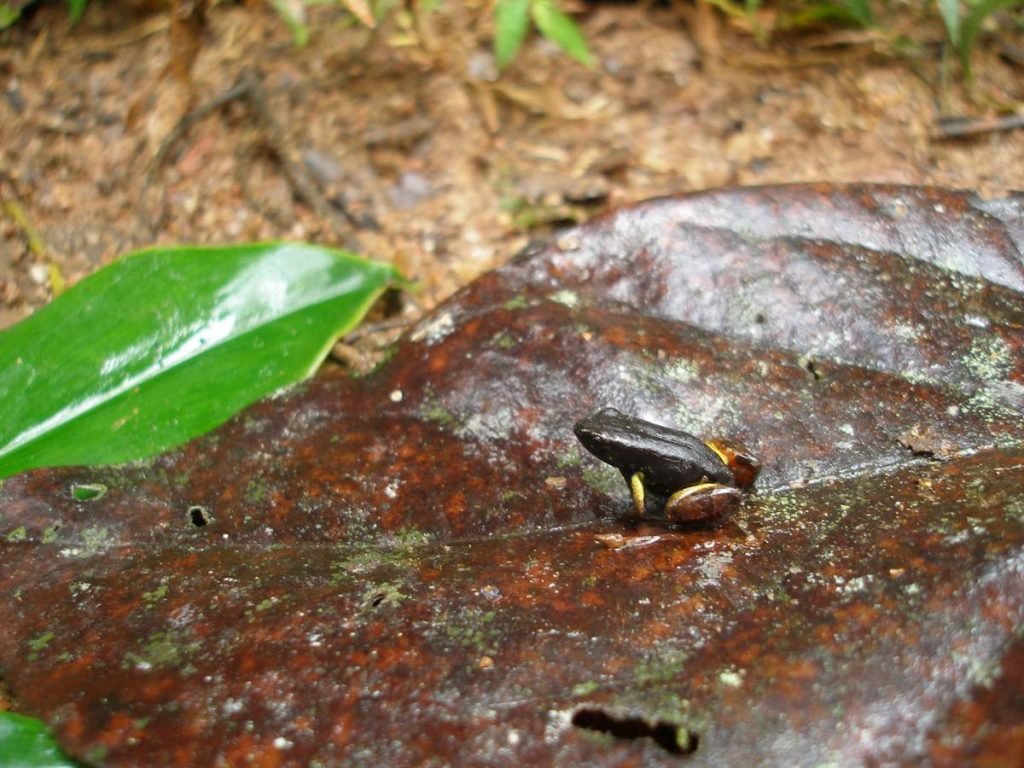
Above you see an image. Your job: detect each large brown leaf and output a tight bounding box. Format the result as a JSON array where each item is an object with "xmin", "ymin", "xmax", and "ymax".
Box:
[{"xmin": 2, "ymin": 185, "xmax": 1023, "ymax": 766}]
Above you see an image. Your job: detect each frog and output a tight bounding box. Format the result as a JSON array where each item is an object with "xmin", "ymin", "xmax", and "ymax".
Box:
[{"xmin": 573, "ymin": 407, "xmax": 761, "ymax": 524}]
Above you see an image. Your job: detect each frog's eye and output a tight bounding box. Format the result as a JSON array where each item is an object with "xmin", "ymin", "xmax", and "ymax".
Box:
[{"xmin": 705, "ymin": 439, "xmax": 761, "ymax": 489}]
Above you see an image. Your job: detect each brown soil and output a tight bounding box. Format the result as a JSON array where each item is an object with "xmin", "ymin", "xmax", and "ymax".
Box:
[{"xmin": 0, "ymin": 3, "xmax": 1022, "ymax": 329}]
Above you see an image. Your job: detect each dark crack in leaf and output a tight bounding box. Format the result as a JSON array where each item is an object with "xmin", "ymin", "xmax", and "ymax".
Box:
[{"xmin": 1, "ymin": 185, "xmax": 1022, "ymax": 766}]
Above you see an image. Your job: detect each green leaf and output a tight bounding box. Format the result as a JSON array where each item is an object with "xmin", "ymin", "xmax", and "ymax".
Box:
[
  {"xmin": 0, "ymin": 712, "xmax": 81, "ymax": 768},
  {"xmin": 339, "ymin": 0, "xmax": 376, "ymax": 26},
  {"xmin": 959, "ymin": 0, "xmax": 1022, "ymax": 74},
  {"xmin": 790, "ymin": 0, "xmax": 874, "ymax": 28},
  {"xmin": 67, "ymin": 0, "xmax": 87, "ymax": 24},
  {"xmin": 0, "ymin": 3, "xmax": 21, "ymax": 29},
  {"xmin": 841, "ymin": 0, "xmax": 874, "ymax": 26},
  {"xmin": 267, "ymin": 0, "xmax": 310, "ymax": 45},
  {"xmin": 370, "ymin": 0, "xmax": 400, "ymax": 19},
  {"xmin": 530, "ymin": 0, "xmax": 594, "ymax": 67},
  {"xmin": 703, "ymin": 0, "xmax": 750, "ymax": 22},
  {"xmin": 937, "ymin": 0, "xmax": 962, "ymax": 46},
  {"xmin": 0, "ymin": 243, "xmax": 400, "ymax": 479},
  {"xmin": 494, "ymin": 0, "xmax": 531, "ymax": 68}
]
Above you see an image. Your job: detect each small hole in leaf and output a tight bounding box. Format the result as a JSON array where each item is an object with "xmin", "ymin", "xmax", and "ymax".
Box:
[
  {"xmin": 803, "ymin": 357, "xmax": 824, "ymax": 381},
  {"xmin": 370, "ymin": 591, "xmax": 386, "ymax": 608},
  {"xmin": 71, "ymin": 483, "xmax": 107, "ymax": 502},
  {"xmin": 571, "ymin": 707, "xmax": 698, "ymax": 756},
  {"xmin": 754, "ymin": 313, "xmax": 766, "ymax": 324},
  {"xmin": 188, "ymin": 506, "xmax": 211, "ymax": 527}
]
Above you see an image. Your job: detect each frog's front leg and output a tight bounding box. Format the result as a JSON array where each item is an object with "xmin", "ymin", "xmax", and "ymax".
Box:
[
  {"xmin": 663, "ymin": 483, "xmax": 743, "ymax": 523},
  {"xmin": 628, "ymin": 471, "xmax": 647, "ymax": 516}
]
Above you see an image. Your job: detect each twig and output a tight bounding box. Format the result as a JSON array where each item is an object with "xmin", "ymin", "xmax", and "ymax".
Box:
[
  {"xmin": 330, "ymin": 315, "xmax": 414, "ymax": 371},
  {"xmin": 73, "ymin": 15, "xmax": 169, "ymax": 55},
  {"xmin": 140, "ymin": 76, "xmax": 250, "ymax": 233},
  {"xmin": 148, "ymin": 77, "xmax": 251, "ymax": 174},
  {"xmin": 328, "ymin": 342, "xmax": 372, "ymax": 372},
  {"xmin": 362, "ymin": 116, "xmax": 434, "ymax": 147},
  {"xmin": 999, "ymin": 44, "xmax": 1024, "ymax": 68},
  {"xmin": 933, "ymin": 113, "xmax": 1024, "ymax": 139},
  {"xmin": 1, "ymin": 175, "xmax": 66, "ymax": 296},
  {"xmin": 342, "ymin": 316, "xmax": 415, "ymax": 343},
  {"xmin": 238, "ymin": 71, "xmax": 362, "ymax": 249},
  {"xmin": 145, "ymin": 69, "xmax": 362, "ymax": 251},
  {"xmin": 1, "ymin": 199, "xmax": 46, "ymax": 260},
  {"xmin": 234, "ymin": 149, "xmax": 292, "ymax": 230}
]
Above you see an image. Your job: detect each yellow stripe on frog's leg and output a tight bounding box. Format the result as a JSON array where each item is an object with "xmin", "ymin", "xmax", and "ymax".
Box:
[
  {"xmin": 666, "ymin": 482, "xmax": 722, "ymax": 504},
  {"xmin": 630, "ymin": 471, "xmax": 646, "ymax": 515},
  {"xmin": 705, "ymin": 441, "xmax": 731, "ymax": 467}
]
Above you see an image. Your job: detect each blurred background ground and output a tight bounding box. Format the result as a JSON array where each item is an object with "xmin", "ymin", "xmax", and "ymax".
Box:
[{"xmin": 0, "ymin": 0, "xmax": 1022, "ymax": 336}]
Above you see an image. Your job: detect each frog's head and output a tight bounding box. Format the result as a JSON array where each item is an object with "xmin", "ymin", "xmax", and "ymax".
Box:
[{"xmin": 572, "ymin": 407, "xmax": 634, "ymax": 461}]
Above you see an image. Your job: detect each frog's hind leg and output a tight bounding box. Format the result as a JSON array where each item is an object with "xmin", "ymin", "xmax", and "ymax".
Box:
[{"xmin": 664, "ymin": 483, "xmax": 742, "ymax": 524}]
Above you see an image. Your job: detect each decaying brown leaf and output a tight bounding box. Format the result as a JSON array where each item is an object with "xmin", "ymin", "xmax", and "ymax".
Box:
[{"xmin": 1, "ymin": 185, "xmax": 1022, "ymax": 766}]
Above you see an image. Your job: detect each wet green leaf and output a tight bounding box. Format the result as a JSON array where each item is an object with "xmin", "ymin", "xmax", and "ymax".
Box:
[{"xmin": 0, "ymin": 243, "xmax": 399, "ymax": 478}]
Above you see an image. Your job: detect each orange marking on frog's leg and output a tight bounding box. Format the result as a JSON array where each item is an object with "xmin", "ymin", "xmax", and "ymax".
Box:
[
  {"xmin": 663, "ymin": 483, "xmax": 743, "ymax": 524},
  {"xmin": 705, "ymin": 439, "xmax": 761, "ymax": 490}
]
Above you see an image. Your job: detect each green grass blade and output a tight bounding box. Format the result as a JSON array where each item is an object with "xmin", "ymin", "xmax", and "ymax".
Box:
[
  {"xmin": 495, "ymin": 0, "xmax": 531, "ymax": 68},
  {"xmin": 0, "ymin": 3, "xmax": 21, "ymax": 29},
  {"xmin": 960, "ymin": 0, "xmax": 1022, "ymax": 73},
  {"xmin": 530, "ymin": 0, "xmax": 594, "ymax": 67},
  {"xmin": 268, "ymin": 0, "xmax": 310, "ymax": 45},
  {"xmin": 67, "ymin": 0, "xmax": 87, "ymax": 24},
  {"xmin": 842, "ymin": 0, "xmax": 874, "ymax": 26},
  {"xmin": 790, "ymin": 0, "xmax": 875, "ymax": 28},
  {"xmin": 937, "ymin": 0, "xmax": 962, "ymax": 46},
  {"xmin": 0, "ymin": 712, "xmax": 81, "ymax": 768},
  {"xmin": 0, "ymin": 243, "xmax": 400, "ymax": 479}
]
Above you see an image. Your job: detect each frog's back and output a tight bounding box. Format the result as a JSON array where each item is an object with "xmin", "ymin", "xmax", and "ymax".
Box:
[{"xmin": 574, "ymin": 408, "xmax": 733, "ymax": 495}]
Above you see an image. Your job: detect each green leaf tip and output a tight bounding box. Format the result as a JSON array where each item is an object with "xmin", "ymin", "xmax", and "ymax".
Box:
[
  {"xmin": 494, "ymin": 0, "xmax": 594, "ymax": 69},
  {"xmin": 67, "ymin": 0, "xmax": 87, "ymax": 24},
  {"xmin": 495, "ymin": 0, "xmax": 531, "ymax": 68},
  {"xmin": 531, "ymin": 0, "xmax": 595, "ymax": 67}
]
